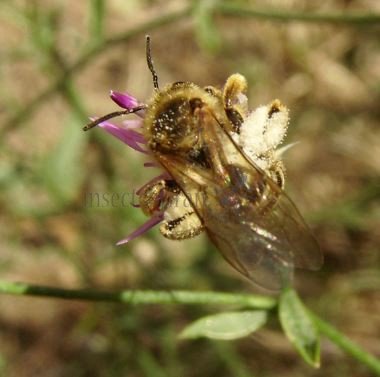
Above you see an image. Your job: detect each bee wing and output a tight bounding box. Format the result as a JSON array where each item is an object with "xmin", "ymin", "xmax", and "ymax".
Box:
[
  {"xmin": 252, "ymin": 185, "xmax": 323, "ymax": 271},
  {"xmin": 158, "ymin": 154, "xmax": 293, "ymax": 290},
  {"xmin": 222, "ymin": 187, "xmax": 323, "ymax": 289},
  {"xmin": 205, "ymin": 210, "xmax": 296, "ymax": 290},
  {"xmin": 156, "ymin": 105, "xmax": 322, "ymax": 290}
]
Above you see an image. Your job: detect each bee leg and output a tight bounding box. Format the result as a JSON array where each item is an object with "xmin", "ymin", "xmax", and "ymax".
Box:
[
  {"xmin": 139, "ymin": 177, "xmax": 204, "ymax": 240},
  {"xmin": 267, "ymin": 160, "xmax": 286, "ymax": 190},
  {"xmin": 222, "ymin": 74, "xmax": 248, "ymax": 134},
  {"xmin": 139, "ymin": 179, "xmax": 180, "ymax": 216},
  {"xmin": 160, "ymin": 210, "xmax": 204, "ymax": 240}
]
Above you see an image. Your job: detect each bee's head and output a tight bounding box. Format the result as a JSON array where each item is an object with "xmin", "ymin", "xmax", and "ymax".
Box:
[
  {"xmin": 143, "ymin": 36, "xmax": 223, "ymax": 155},
  {"xmin": 144, "ymin": 83, "xmax": 218, "ymax": 154}
]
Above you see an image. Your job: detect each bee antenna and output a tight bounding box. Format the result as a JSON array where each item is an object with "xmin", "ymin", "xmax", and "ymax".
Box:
[
  {"xmin": 146, "ymin": 35, "xmax": 159, "ymax": 90},
  {"xmin": 83, "ymin": 106, "xmax": 146, "ymax": 131}
]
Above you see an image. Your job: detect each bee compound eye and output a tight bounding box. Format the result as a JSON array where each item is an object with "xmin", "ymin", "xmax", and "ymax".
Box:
[
  {"xmin": 189, "ymin": 98, "xmax": 203, "ymax": 113},
  {"xmin": 171, "ymin": 81, "xmax": 185, "ymax": 88},
  {"xmin": 204, "ymin": 86, "xmax": 215, "ymax": 95}
]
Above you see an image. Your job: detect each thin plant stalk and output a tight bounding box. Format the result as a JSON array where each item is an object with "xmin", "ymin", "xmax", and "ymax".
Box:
[{"xmin": 0, "ymin": 280, "xmax": 379, "ymax": 375}]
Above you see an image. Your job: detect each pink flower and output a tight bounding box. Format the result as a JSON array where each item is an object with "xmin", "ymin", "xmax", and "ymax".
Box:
[{"xmin": 89, "ymin": 91, "xmax": 166, "ymax": 245}]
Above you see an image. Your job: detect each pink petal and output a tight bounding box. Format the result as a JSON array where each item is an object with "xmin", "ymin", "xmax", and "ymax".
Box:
[
  {"xmin": 110, "ymin": 90, "xmax": 146, "ymax": 118},
  {"xmin": 122, "ymin": 119, "xmax": 143, "ymax": 129},
  {"xmin": 110, "ymin": 90, "xmax": 138, "ymax": 109},
  {"xmin": 119, "ymin": 120, "xmax": 146, "ymax": 143},
  {"xmin": 98, "ymin": 121, "xmax": 149, "ymax": 154},
  {"xmin": 116, "ymin": 213, "xmax": 164, "ymax": 245},
  {"xmin": 123, "ymin": 128, "xmax": 146, "ymax": 144}
]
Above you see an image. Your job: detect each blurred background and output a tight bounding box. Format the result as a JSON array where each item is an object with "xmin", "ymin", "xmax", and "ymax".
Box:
[{"xmin": 0, "ymin": 0, "xmax": 379, "ymax": 376}]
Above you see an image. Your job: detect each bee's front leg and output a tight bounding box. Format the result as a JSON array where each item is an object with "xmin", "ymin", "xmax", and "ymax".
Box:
[{"xmin": 139, "ymin": 179, "xmax": 204, "ymax": 240}]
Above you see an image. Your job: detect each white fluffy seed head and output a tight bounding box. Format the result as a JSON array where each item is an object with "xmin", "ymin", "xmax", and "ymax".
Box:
[
  {"xmin": 234, "ymin": 100, "xmax": 290, "ymax": 167},
  {"xmin": 239, "ymin": 105, "xmax": 271, "ymax": 156},
  {"xmin": 264, "ymin": 106, "xmax": 289, "ymax": 149}
]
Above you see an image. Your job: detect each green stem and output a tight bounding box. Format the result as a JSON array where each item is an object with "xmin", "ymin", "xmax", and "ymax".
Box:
[
  {"xmin": 311, "ymin": 313, "xmax": 380, "ymax": 375},
  {"xmin": 60, "ymin": 78, "xmax": 88, "ymax": 121},
  {"xmin": 0, "ymin": 280, "xmax": 276, "ymax": 309},
  {"xmin": 217, "ymin": 3, "xmax": 380, "ymax": 24},
  {"xmin": 0, "ymin": 280, "xmax": 379, "ymax": 374}
]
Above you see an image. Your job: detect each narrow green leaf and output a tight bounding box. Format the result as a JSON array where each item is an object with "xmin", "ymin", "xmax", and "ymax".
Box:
[
  {"xmin": 40, "ymin": 115, "xmax": 86, "ymax": 205},
  {"xmin": 137, "ymin": 349, "xmax": 168, "ymax": 377},
  {"xmin": 0, "ymin": 353, "xmax": 6, "ymax": 375},
  {"xmin": 179, "ymin": 310, "xmax": 267, "ymax": 340},
  {"xmin": 193, "ymin": 0, "xmax": 222, "ymax": 53},
  {"xmin": 89, "ymin": 0, "xmax": 105, "ymax": 44},
  {"xmin": 25, "ymin": 4, "xmax": 58, "ymax": 54},
  {"xmin": 279, "ymin": 289, "xmax": 320, "ymax": 368},
  {"xmin": 213, "ymin": 342, "xmax": 254, "ymax": 377}
]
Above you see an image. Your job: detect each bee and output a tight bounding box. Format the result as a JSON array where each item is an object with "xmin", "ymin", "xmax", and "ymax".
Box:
[{"xmin": 86, "ymin": 36, "xmax": 323, "ymax": 290}]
